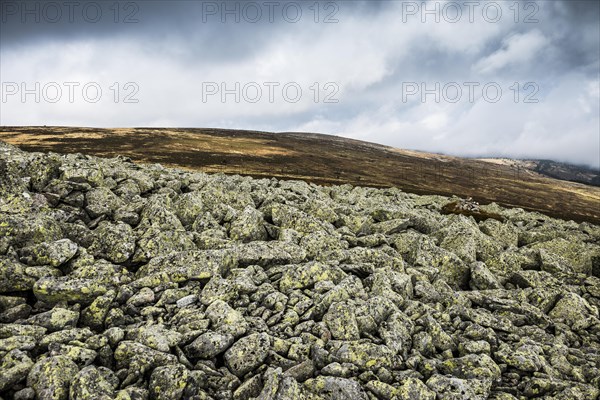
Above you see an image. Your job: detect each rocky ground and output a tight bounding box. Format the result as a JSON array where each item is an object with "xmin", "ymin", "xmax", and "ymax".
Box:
[{"xmin": 0, "ymin": 140, "xmax": 599, "ymax": 400}]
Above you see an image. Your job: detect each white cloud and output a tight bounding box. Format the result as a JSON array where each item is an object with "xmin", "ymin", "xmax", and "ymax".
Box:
[{"xmin": 473, "ymin": 30, "xmax": 549, "ymax": 74}]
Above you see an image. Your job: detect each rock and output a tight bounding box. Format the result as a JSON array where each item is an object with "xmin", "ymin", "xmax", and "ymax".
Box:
[
  {"xmin": 114, "ymin": 341, "xmax": 178, "ymax": 373},
  {"xmin": 426, "ymin": 374, "xmax": 492, "ymax": 399},
  {"xmin": 323, "ymin": 301, "xmax": 360, "ymax": 341},
  {"xmin": 531, "ymin": 238, "xmax": 594, "ymax": 275},
  {"xmin": 0, "ymin": 349, "xmax": 34, "ymax": 392},
  {"xmin": 126, "ymin": 287, "xmax": 155, "ymax": 307},
  {"xmin": 235, "ymin": 241, "xmax": 307, "ymax": 267},
  {"xmin": 0, "ymin": 258, "xmax": 37, "ymax": 293},
  {"xmin": 33, "ymin": 277, "xmax": 112, "ymax": 304},
  {"xmin": 378, "ymin": 311, "xmax": 413, "ymax": 358},
  {"xmin": 549, "ymin": 292, "xmax": 599, "ymax": 328},
  {"xmin": 200, "ymin": 277, "xmax": 238, "ymax": 305},
  {"xmin": 27, "ymin": 355, "xmax": 79, "ymax": 400},
  {"xmin": 39, "ymin": 328, "xmax": 94, "ymax": 348},
  {"xmin": 176, "ymin": 294, "xmax": 197, "ymax": 308},
  {"xmin": 304, "ymin": 376, "xmax": 368, "ymax": 400},
  {"xmin": 14, "ymin": 387, "xmax": 36, "ymax": 400},
  {"xmin": 394, "ymin": 378, "xmax": 436, "ymax": 400},
  {"xmin": 439, "ymin": 354, "xmax": 501, "ymax": 381},
  {"xmin": 0, "ymin": 335, "xmax": 36, "ymax": 351},
  {"xmin": 48, "ymin": 343, "xmax": 98, "ymax": 367},
  {"xmin": 132, "ymin": 229, "xmax": 195, "ymax": 263},
  {"xmin": 185, "ymin": 331, "xmax": 234, "ymax": 359},
  {"xmin": 284, "ymin": 360, "xmax": 315, "ymax": 382},
  {"xmin": 80, "ymin": 290, "xmax": 116, "ymax": 331},
  {"xmin": 127, "ymin": 325, "xmax": 182, "ymax": 352},
  {"xmin": 333, "ymin": 341, "xmax": 395, "ymax": 370},
  {"xmin": 495, "ymin": 342, "xmax": 543, "ymax": 372},
  {"xmin": 205, "ymin": 299, "xmax": 249, "ymax": 338},
  {"xmin": 18, "ymin": 239, "xmax": 78, "ymax": 267},
  {"xmin": 229, "ymin": 206, "xmax": 268, "ymax": 242},
  {"xmin": 69, "ymin": 366, "xmax": 117, "ymax": 400},
  {"xmin": 85, "ymin": 187, "xmax": 124, "ymax": 218},
  {"xmin": 279, "ymin": 262, "xmax": 346, "ymax": 293},
  {"xmin": 149, "ymin": 364, "xmax": 189, "ymax": 400},
  {"xmin": 26, "ymin": 307, "xmax": 79, "ymax": 332},
  {"xmin": 470, "ymin": 261, "xmax": 503, "ymax": 290},
  {"xmin": 2, "ymin": 139, "xmax": 600, "ymax": 400},
  {"xmin": 88, "ymin": 221, "xmax": 135, "ymax": 263},
  {"xmin": 224, "ymin": 332, "xmax": 270, "ymax": 377}
]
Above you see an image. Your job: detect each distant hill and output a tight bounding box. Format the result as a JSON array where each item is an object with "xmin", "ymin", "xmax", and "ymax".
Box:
[
  {"xmin": 1, "ymin": 126, "xmax": 600, "ymax": 224},
  {"xmin": 532, "ymin": 160, "xmax": 600, "ymax": 187}
]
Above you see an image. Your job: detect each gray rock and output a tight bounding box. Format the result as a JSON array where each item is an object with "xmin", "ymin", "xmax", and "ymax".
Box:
[
  {"xmin": 27, "ymin": 355, "xmax": 79, "ymax": 400},
  {"xmin": 225, "ymin": 332, "xmax": 270, "ymax": 377},
  {"xmin": 149, "ymin": 364, "xmax": 189, "ymax": 400},
  {"xmin": 323, "ymin": 301, "xmax": 360, "ymax": 341},
  {"xmin": 26, "ymin": 307, "xmax": 79, "ymax": 332},
  {"xmin": 395, "ymin": 378, "xmax": 436, "ymax": 400},
  {"xmin": 185, "ymin": 331, "xmax": 234, "ymax": 359},
  {"xmin": 0, "ymin": 349, "xmax": 34, "ymax": 392},
  {"xmin": 206, "ymin": 299, "xmax": 249, "ymax": 338},
  {"xmin": 426, "ymin": 375, "xmax": 492, "ymax": 399},
  {"xmin": 18, "ymin": 239, "xmax": 78, "ymax": 267},
  {"xmin": 229, "ymin": 206, "xmax": 268, "ymax": 242},
  {"xmin": 89, "ymin": 221, "xmax": 135, "ymax": 264},
  {"xmin": 0, "ymin": 258, "xmax": 37, "ymax": 293},
  {"xmin": 304, "ymin": 376, "xmax": 368, "ymax": 400},
  {"xmin": 85, "ymin": 187, "xmax": 124, "ymax": 218},
  {"xmin": 69, "ymin": 366, "xmax": 117, "ymax": 400}
]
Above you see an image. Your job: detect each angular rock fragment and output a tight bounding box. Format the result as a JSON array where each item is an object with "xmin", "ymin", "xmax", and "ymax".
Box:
[
  {"xmin": 27, "ymin": 355, "xmax": 79, "ymax": 400},
  {"xmin": 225, "ymin": 332, "xmax": 270, "ymax": 377}
]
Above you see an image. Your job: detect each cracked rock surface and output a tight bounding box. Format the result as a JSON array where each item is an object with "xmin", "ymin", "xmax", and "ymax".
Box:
[{"xmin": 1, "ymin": 141, "xmax": 600, "ymax": 400}]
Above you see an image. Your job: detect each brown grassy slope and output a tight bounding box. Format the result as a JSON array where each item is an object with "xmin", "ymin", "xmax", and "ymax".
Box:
[{"xmin": 1, "ymin": 126, "xmax": 599, "ymax": 224}]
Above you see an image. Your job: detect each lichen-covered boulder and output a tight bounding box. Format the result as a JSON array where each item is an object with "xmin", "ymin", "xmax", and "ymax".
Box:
[
  {"xmin": 548, "ymin": 292, "xmax": 599, "ymax": 328},
  {"xmin": 173, "ymin": 192, "xmax": 204, "ymax": 226},
  {"xmin": 394, "ymin": 378, "xmax": 436, "ymax": 400},
  {"xmin": 224, "ymin": 332, "xmax": 270, "ymax": 377},
  {"xmin": 185, "ymin": 331, "xmax": 234, "ymax": 359},
  {"xmin": 33, "ymin": 276, "xmax": 112, "ymax": 304},
  {"xmin": 426, "ymin": 375, "xmax": 492, "ymax": 399},
  {"xmin": 85, "ymin": 187, "xmax": 124, "ymax": 218},
  {"xmin": 205, "ymin": 299, "xmax": 249, "ymax": 338},
  {"xmin": 228, "ymin": 206, "xmax": 267, "ymax": 242},
  {"xmin": 495, "ymin": 342, "xmax": 544, "ymax": 372},
  {"xmin": 69, "ymin": 366, "xmax": 118, "ymax": 400},
  {"xmin": 89, "ymin": 221, "xmax": 135, "ymax": 264},
  {"xmin": 27, "ymin": 355, "xmax": 79, "ymax": 400},
  {"xmin": 26, "ymin": 307, "xmax": 79, "ymax": 332},
  {"xmin": 18, "ymin": 239, "xmax": 78, "ymax": 267},
  {"xmin": 323, "ymin": 301, "xmax": 360, "ymax": 341},
  {"xmin": 530, "ymin": 238, "xmax": 595, "ymax": 275},
  {"xmin": 0, "ymin": 258, "xmax": 37, "ymax": 293},
  {"xmin": 149, "ymin": 364, "xmax": 189, "ymax": 400},
  {"xmin": 279, "ymin": 262, "xmax": 346, "ymax": 293},
  {"xmin": 304, "ymin": 376, "xmax": 368, "ymax": 400},
  {"xmin": 0, "ymin": 349, "xmax": 34, "ymax": 392}
]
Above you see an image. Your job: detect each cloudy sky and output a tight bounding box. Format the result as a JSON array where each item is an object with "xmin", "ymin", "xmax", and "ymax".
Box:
[{"xmin": 1, "ymin": 0, "xmax": 599, "ymax": 167}]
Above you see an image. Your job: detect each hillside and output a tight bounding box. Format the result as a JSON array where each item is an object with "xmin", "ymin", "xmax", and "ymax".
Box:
[{"xmin": 1, "ymin": 126, "xmax": 599, "ymax": 224}]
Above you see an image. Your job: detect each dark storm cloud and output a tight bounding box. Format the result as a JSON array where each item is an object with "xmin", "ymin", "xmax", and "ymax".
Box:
[{"xmin": 1, "ymin": 0, "xmax": 598, "ymax": 167}]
